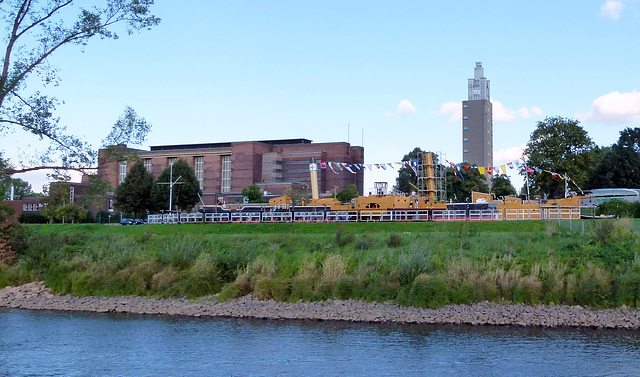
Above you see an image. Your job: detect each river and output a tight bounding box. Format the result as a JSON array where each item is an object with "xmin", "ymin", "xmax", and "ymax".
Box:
[{"xmin": 1, "ymin": 308, "xmax": 639, "ymax": 376}]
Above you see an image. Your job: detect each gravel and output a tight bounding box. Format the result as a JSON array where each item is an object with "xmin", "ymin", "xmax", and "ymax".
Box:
[{"xmin": 2, "ymin": 282, "xmax": 640, "ymax": 329}]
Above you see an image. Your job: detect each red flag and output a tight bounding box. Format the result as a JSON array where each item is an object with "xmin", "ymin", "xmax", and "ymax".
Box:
[
  {"xmin": 320, "ymin": 160, "xmax": 327, "ymax": 169},
  {"xmin": 525, "ymin": 166, "xmax": 535, "ymax": 176}
]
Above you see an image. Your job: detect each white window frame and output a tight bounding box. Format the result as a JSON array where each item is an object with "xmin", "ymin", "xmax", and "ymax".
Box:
[
  {"xmin": 119, "ymin": 161, "xmax": 127, "ymax": 184},
  {"xmin": 194, "ymin": 156, "xmax": 204, "ymax": 190},
  {"xmin": 144, "ymin": 158, "xmax": 152, "ymax": 173},
  {"xmin": 221, "ymin": 155, "xmax": 231, "ymax": 193}
]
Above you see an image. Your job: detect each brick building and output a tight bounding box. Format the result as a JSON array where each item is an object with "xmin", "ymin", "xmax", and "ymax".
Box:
[{"xmin": 98, "ymin": 139, "xmax": 364, "ymax": 205}]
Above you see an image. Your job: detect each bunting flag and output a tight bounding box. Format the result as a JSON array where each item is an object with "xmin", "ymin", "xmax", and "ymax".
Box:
[
  {"xmin": 328, "ymin": 162, "xmax": 339, "ymax": 174},
  {"xmin": 320, "ymin": 160, "xmax": 327, "ymax": 169},
  {"xmin": 380, "ymin": 164, "xmax": 387, "ymax": 170},
  {"xmin": 478, "ymin": 167, "xmax": 485, "ymax": 175},
  {"xmin": 409, "ymin": 160, "xmax": 418, "ymax": 175},
  {"xmin": 336, "ymin": 162, "xmax": 344, "ymax": 171},
  {"xmin": 507, "ymin": 162, "xmax": 514, "ymax": 169},
  {"xmin": 486, "ymin": 167, "xmax": 492, "ymax": 175},
  {"xmin": 343, "ymin": 163, "xmax": 356, "ymax": 174},
  {"xmin": 525, "ymin": 166, "xmax": 535, "ymax": 175},
  {"xmin": 354, "ymin": 164, "xmax": 361, "ymax": 170},
  {"xmin": 500, "ymin": 165, "xmax": 506, "ymax": 174},
  {"xmin": 374, "ymin": 163, "xmax": 380, "ymax": 169},
  {"xmin": 367, "ymin": 164, "xmax": 373, "ymax": 170},
  {"xmin": 388, "ymin": 163, "xmax": 394, "ymax": 170}
]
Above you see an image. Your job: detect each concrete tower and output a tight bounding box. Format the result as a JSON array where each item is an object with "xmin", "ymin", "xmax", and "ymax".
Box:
[{"xmin": 462, "ymin": 62, "xmax": 493, "ymax": 169}]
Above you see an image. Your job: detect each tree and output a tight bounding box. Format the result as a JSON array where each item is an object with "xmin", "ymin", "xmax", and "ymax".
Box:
[
  {"xmin": 491, "ymin": 175, "xmax": 517, "ymax": 198},
  {"xmin": 589, "ymin": 127, "xmax": 640, "ymax": 189},
  {"xmin": 0, "ymin": 1, "xmax": 159, "ymax": 176},
  {"xmin": 395, "ymin": 147, "xmax": 424, "ymax": 194},
  {"xmin": 151, "ymin": 159, "xmax": 200, "ymax": 212},
  {"xmin": 445, "ymin": 167, "xmax": 489, "ymax": 202},
  {"xmin": 336, "ymin": 184, "xmax": 359, "ymax": 202},
  {"xmin": 523, "ymin": 116, "xmax": 595, "ymax": 198},
  {"xmin": 241, "ymin": 184, "xmax": 264, "ymax": 203},
  {"xmin": 1, "ymin": 177, "xmax": 34, "ymax": 200},
  {"xmin": 41, "ymin": 182, "xmax": 86, "ymax": 223},
  {"xmin": 114, "ymin": 160, "xmax": 153, "ymax": 216}
]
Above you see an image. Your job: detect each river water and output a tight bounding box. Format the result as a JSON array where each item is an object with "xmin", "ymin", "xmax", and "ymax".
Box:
[{"xmin": 1, "ymin": 308, "xmax": 639, "ymax": 376}]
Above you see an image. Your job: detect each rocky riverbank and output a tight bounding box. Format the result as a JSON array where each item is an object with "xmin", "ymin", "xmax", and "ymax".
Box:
[{"xmin": 2, "ymin": 282, "xmax": 640, "ymax": 329}]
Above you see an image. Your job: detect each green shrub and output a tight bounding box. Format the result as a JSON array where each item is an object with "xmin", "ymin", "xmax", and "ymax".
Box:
[
  {"xmin": 354, "ymin": 234, "xmax": 375, "ymax": 250},
  {"xmin": 400, "ymin": 274, "xmax": 450, "ymax": 309},
  {"xmin": 335, "ymin": 225, "xmax": 354, "ymax": 247},
  {"xmin": 573, "ymin": 263, "xmax": 612, "ymax": 307},
  {"xmin": 599, "ymin": 199, "xmax": 639, "ymax": 218},
  {"xmin": 387, "ymin": 233, "xmax": 402, "ymax": 247}
]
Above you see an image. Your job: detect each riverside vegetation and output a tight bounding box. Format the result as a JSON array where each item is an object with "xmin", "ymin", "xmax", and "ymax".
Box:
[{"xmin": 1, "ymin": 220, "xmax": 639, "ymax": 309}]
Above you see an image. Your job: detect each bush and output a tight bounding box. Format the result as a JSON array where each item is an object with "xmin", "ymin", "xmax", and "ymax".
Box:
[
  {"xmin": 354, "ymin": 234, "xmax": 375, "ymax": 250},
  {"xmin": 598, "ymin": 199, "xmax": 639, "ymax": 218},
  {"xmin": 335, "ymin": 226, "xmax": 354, "ymax": 247},
  {"xmin": 387, "ymin": 233, "xmax": 402, "ymax": 247},
  {"xmin": 18, "ymin": 212, "xmax": 48, "ymax": 224},
  {"xmin": 399, "ymin": 274, "xmax": 450, "ymax": 309}
]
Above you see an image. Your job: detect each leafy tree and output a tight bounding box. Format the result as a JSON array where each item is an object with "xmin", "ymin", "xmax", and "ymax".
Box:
[
  {"xmin": 336, "ymin": 184, "xmax": 359, "ymax": 202},
  {"xmin": 1, "ymin": 177, "xmax": 34, "ymax": 200},
  {"xmin": 241, "ymin": 184, "xmax": 264, "ymax": 203},
  {"xmin": 491, "ymin": 175, "xmax": 517, "ymax": 198},
  {"xmin": 523, "ymin": 116, "xmax": 595, "ymax": 198},
  {"xmin": 151, "ymin": 159, "xmax": 200, "ymax": 212},
  {"xmin": 395, "ymin": 147, "xmax": 424, "ymax": 194},
  {"xmin": 81, "ymin": 174, "xmax": 112, "ymax": 210},
  {"xmin": 445, "ymin": 166, "xmax": 489, "ymax": 202},
  {"xmin": 114, "ymin": 160, "xmax": 153, "ymax": 217},
  {"xmin": 589, "ymin": 127, "xmax": 640, "ymax": 189},
  {"xmin": 41, "ymin": 182, "xmax": 85, "ymax": 223},
  {"xmin": 0, "ymin": 1, "xmax": 159, "ymax": 176}
]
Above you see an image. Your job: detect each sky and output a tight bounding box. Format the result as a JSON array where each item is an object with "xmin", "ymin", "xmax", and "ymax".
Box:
[{"xmin": 5, "ymin": 0, "xmax": 640, "ymax": 194}]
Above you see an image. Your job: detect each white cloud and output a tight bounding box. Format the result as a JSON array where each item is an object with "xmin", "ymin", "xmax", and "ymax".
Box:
[
  {"xmin": 492, "ymin": 99, "xmax": 544, "ymax": 122},
  {"xmin": 436, "ymin": 99, "xmax": 543, "ymax": 123},
  {"xmin": 601, "ymin": 0, "xmax": 624, "ymax": 20},
  {"xmin": 438, "ymin": 101, "xmax": 462, "ymax": 122},
  {"xmin": 494, "ymin": 145, "xmax": 526, "ymax": 164},
  {"xmin": 583, "ymin": 90, "xmax": 640, "ymax": 124},
  {"xmin": 386, "ymin": 100, "xmax": 417, "ymax": 118},
  {"xmin": 396, "ymin": 99, "xmax": 417, "ymax": 116}
]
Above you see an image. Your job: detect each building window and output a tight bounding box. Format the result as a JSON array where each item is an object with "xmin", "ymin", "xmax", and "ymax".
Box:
[
  {"xmin": 463, "ymin": 104, "xmax": 468, "ymax": 108},
  {"xmin": 463, "ymin": 126, "xmax": 469, "ymax": 131},
  {"xmin": 221, "ymin": 155, "xmax": 231, "ymax": 193},
  {"xmin": 69, "ymin": 187, "xmax": 74, "ymax": 203},
  {"xmin": 194, "ymin": 156, "xmax": 204, "ymax": 190},
  {"xmin": 463, "ymin": 138, "xmax": 469, "ymax": 142},
  {"xmin": 144, "ymin": 158, "xmax": 152, "ymax": 173},
  {"xmin": 119, "ymin": 161, "xmax": 127, "ymax": 184},
  {"xmin": 463, "ymin": 149, "xmax": 469, "ymax": 153},
  {"xmin": 168, "ymin": 157, "xmax": 177, "ymax": 167},
  {"xmin": 463, "ymin": 116, "xmax": 469, "ymax": 120}
]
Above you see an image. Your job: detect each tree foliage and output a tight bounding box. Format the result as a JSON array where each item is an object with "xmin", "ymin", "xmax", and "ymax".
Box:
[
  {"xmin": 589, "ymin": 127, "xmax": 640, "ymax": 189},
  {"xmin": 395, "ymin": 147, "xmax": 424, "ymax": 194},
  {"xmin": 523, "ymin": 116, "xmax": 595, "ymax": 198},
  {"xmin": 114, "ymin": 160, "xmax": 153, "ymax": 216},
  {"xmin": 41, "ymin": 182, "xmax": 85, "ymax": 223},
  {"xmin": 445, "ymin": 167, "xmax": 489, "ymax": 202},
  {"xmin": 1, "ymin": 177, "xmax": 34, "ymax": 201},
  {"xmin": 151, "ymin": 159, "xmax": 200, "ymax": 212},
  {"xmin": 0, "ymin": 1, "xmax": 159, "ymax": 175},
  {"xmin": 241, "ymin": 184, "xmax": 264, "ymax": 203},
  {"xmin": 491, "ymin": 175, "xmax": 517, "ymax": 198},
  {"xmin": 336, "ymin": 184, "xmax": 359, "ymax": 202}
]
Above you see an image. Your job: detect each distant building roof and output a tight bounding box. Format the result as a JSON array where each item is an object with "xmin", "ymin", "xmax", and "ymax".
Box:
[{"xmin": 149, "ymin": 138, "xmax": 312, "ymax": 152}]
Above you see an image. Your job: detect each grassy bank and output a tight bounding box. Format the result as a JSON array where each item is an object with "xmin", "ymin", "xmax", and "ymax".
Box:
[{"xmin": 1, "ymin": 219, "xmax": 639, "ymax": 309}]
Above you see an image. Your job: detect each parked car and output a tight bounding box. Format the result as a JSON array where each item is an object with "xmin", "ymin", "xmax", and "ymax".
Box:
[{"xmin": 120, "ymin": 218, "xmax": 145, "ymax": 225}]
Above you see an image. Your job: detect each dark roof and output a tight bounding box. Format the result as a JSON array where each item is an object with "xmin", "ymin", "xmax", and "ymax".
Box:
[{"xmin": 149, "ymin": 138, "xmax": 312, "ymax": 152}]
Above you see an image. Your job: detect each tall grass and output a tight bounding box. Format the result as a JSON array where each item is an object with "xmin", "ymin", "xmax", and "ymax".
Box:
[{"xmin": 1, "ymin": 219, "xmax": 639, "ymax": 308}]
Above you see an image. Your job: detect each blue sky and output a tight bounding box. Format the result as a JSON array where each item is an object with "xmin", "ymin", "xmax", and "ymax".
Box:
[{"xmin": 6, "ymin": 0, "xmax": 640, "ymax": 194}]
